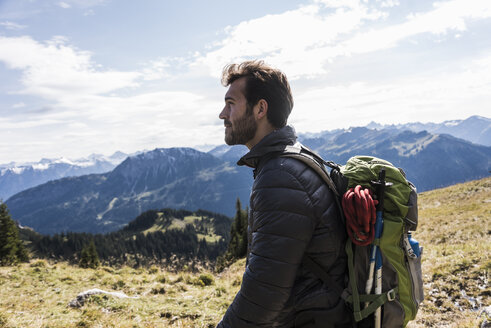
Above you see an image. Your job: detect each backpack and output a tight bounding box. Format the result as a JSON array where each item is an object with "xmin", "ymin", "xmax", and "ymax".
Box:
[{"xmin": 281, "ymin": 143, "xmax": 424, "ymax": 328}]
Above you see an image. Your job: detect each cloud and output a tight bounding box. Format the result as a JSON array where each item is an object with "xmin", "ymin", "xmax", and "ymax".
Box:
[
  {"xmin": 56, "ymin": 0, "xmax": 107, "ymax": 9},
  {"xmin": 194, "ymin": 0, "xmax": 491, "ymax": 79},
  {"xmin": 12, "ymin": 102, "xmax": 26, "ymax": 109},
  {"xmin": 1, "ymin": 0, "xmax": 490, "ymax": 162},
  {"xmin": 378, "ymin": 0, "xmax": 400, "ymax": 8},
  {"xmin": 0, "ymin": 117, "xmax": 65, "ymax": 129},
  {"xmin": 291, "ymin": 52, "xmax": 491, "ymax": 130},
  {"xmin": 0, "ymin": 36, "xmax": 141, "ymax": 101},
  {"xmin": 140, "ymin": 56, "xmax": 195, "ymax": 81},
  {"xmin": 326, "ymin": 0, "xmax": 491, "ymax": 62},
  {"xmin": 0, "ymin": 34, "xmax": 222, "ymax": 161},
  {"xmin": 0, "ymin": 87, "xmax": 222, "ymax": 161},
  {"xmin": 0, "ymin": 21, "xmax": 27, "ymax": 30},
  {"xmin": 58, "ymin": 2, "xmax": 71, "ymax": 9},
  {"xmin": 198, "ymin": 0, "xmax": 386, "ymax": 79}
]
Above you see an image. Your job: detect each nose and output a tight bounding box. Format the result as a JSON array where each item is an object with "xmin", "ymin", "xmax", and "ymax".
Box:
[{"xmin": 219, "ymin": 106, "xmax": 228, "ymax": 120}]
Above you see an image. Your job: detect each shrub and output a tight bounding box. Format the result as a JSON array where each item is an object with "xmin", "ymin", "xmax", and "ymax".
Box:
[
  {"xmin": 197, "ymin": 273, "xmax": 214, "ymax": 286},
  {"xmin": 148, "ymin": 265, "xmax": 159, "ymax": 274},
  {"xmin": 151, "ymin": 285, "xmax": 166, "ymax": 294},
  {"xmin": 112, "ymin": 279, "xmax": 125, "ymax": 289},
  {"xmin": 156, "ymin": 274, "xmax": 166, "ymax": 283},
  {"xmin": 0, "ymin": 312, "xmax": 8, "ymax": 327},
  {"xmin": 215, "ymin": 286, "xmax": 226, "ymax": 297},
  {"xmin": 100, "ymin": 266, "xmax": 114, "ymax": 273},
  {"xmin": 29, "ymin": 259, "xmax": 47, "ymax": 268}
]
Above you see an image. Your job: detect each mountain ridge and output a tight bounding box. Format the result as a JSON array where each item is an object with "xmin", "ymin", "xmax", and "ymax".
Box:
[
  {"xmin": 5, "ymin": 118, "xmax": 491, "ymax": 235},
  {"xmin": 0, "ymin": 151, "xmax": 128, "ymax": 201},
  {"xmin": 3, "ymin": 116, "xmax": 489, "ymax": 201},
  {"xmin": 366, "ymin": 115, "xmax": 491, "ymax": 146},
  {"xmin": 6, "ymin": 148, "xmax": 251, "ymax": 234}
]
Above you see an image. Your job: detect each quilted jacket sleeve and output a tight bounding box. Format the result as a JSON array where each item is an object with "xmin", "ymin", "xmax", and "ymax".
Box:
[{"xmin": 218, "ymin": 158, "xmax": 330, "ymax": 327}]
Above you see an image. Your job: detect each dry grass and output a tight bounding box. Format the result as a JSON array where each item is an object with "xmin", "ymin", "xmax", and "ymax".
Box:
[
  {"xmin": 0, "ymin": 177, "xmax": 489, "ymax": 327},
  {"xmin": 0, "ymin": 259, "xmax": 244, "ymax": 328},
  {"xmin": 407, "ymin": 177, "xmax": 490, "ymax": 328}
]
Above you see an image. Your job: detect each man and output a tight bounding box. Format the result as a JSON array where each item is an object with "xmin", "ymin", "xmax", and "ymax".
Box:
[{"xmin": 217, "ymin": 61, "xmax": 349, "ymax": 328}]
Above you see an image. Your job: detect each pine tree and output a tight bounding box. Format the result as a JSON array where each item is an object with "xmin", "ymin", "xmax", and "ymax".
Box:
[
  {"xmin": 88, "ymin": 241, "xmax": 100, "ymax": 268},
  {"xmin": 79, "ymin": 246, "xmax": 90, "ymax": 268},
  {"xmin": 0, "ymin": 201, "xmax": 29, "ymax": 265},
  {"xmin": 238, "ymin": 205, "xmax": 248, "ymax": 257},
  {"xmin": 79, "ymin": 240, "xmax": 100, "ymax": 268},
  {"xmin": 232, "ymin": 199, "xmax": 248, "ymax": 258},
  {"xmin": 218, "ymin": 198, "xmax": 248, "ymax": 270}
]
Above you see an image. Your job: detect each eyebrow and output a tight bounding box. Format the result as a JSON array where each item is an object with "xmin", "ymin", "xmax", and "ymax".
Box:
[{"xmin": 225, "ymin": 96, "xmax": 235, "ymax": 101}]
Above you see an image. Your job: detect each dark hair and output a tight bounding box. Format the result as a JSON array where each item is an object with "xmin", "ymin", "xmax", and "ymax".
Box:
[{"xmin": 221, "ymin": 60, "xmax": 293, "ymax": 128}]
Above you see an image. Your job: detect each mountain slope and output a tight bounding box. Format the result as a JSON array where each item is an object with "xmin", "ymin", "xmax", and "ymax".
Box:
[
  {"xmin": 302, "ymin": 128, "xmax": 491, "ymax": 191},
  {"xmin": 6, "ymin": 148, "xmax": 250, "ymax": 234},
  {"xmin": 406, "ymin": 176, "xmax": 491, "ymax": 327},
  {"xmin": 24, "ymin": 208, "xmax": 232, "ymax": 266}
]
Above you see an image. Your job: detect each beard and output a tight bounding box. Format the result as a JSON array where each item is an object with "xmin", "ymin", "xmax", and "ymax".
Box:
[{"xmin": 224, "ymin": 110, "xmax": 257, "ymax": 146}]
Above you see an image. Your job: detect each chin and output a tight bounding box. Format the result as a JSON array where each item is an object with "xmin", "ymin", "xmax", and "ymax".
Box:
[{"xmin": 224, "ymin": 135, "xmax": 233, "ymax": 145}]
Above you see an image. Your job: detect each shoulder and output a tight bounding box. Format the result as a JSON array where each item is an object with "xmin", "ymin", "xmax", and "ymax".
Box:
[
  {"xmin": 266, "ymin": 154, "xmax": 322, "ymax": 177},
  {"xmin": 257, "ymin": 155, "xmax": 326, "ymax": 193},
  {"xmin": 251, "ymin": 154, "xmax": 337, "ymax": 220}
]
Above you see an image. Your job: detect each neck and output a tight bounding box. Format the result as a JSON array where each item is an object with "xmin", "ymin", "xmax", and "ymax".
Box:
[{"xmin": 246, "ymin": 124, "xmax": 276, "ymax": 150}]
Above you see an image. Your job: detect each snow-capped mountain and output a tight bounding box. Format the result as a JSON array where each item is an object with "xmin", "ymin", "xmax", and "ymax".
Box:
[
  {"xmin": 209, "ymin": 116, "xmax": 491, "ymax": 162},
  {"xmin": 6, "ymin": 147, "xmax": 251, "ymax": 234},
  {"xmin": 366, "ymin": 115, "xmax": 491, "ymax": 146},
  {"xmin": 0, "ymin": 152, "xmax": 128, "ymax": 201}
]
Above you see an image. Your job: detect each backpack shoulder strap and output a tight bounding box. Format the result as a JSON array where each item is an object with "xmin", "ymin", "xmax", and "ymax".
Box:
[
  {"xmin": 280, "ymin": 144, "xmax": 345, "ymax": 227},
  {"xmin": 282, "ymin": 144, "xmax": 340, "ymax": 197},
  {"xmin": 302, "ymin": 255, "xmax": 347, "ymax": 299},
  {"xmin": 281, "ymin": 144, "xmax": 349, "ymax": 299}
]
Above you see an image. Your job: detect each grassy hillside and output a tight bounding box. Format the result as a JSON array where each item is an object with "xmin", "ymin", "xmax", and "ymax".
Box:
[
  {"xmin": 0, "ymin": 177, "xmax": 489, "ymax": 327},
  {"xmin": 24, "ymin": 208, "xmax": 231, "ymax": 268},
  {"xmin": 0, "ymin": 259, "xmax": 244, "ymax": 327},
  {"xmin": 407, "ymin": 176, "xmax": 490, "ymax": 327},
  {"xmin": 141, "ymin": 213, "xmax": 225, "ymax": 243}
]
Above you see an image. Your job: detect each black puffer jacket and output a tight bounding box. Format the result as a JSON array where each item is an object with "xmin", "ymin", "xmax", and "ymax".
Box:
[{"xmin": 218, "ymin": 126, "xmax": 348, "ymax": 328}]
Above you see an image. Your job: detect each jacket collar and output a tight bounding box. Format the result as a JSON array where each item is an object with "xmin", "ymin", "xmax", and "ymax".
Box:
[{"xmin": 237, "ymin": 125, "xmax": 297, "ymax": 169}]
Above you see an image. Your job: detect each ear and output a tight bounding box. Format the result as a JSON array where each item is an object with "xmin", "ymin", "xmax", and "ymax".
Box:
[{"xmin": 255, "ymin": 99, "xmax": 268, "ymax": 120}]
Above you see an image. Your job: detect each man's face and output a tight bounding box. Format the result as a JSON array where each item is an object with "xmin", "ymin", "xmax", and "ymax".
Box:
[{"xmin": 219, "ymin": 77, "xmax": 257, "ymax": 146}]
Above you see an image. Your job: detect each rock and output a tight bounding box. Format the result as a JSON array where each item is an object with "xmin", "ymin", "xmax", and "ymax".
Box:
[
  {"xmin": 68, "ymin": 288, "xmax": 138, "ymax": 308},
  {"xmin": 481, "ymin": 306, "xmax": 491, "ymax": 328}
]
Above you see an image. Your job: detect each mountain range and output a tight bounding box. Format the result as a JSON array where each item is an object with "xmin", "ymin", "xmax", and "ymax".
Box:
[
  {"xmin": 2, "ymin": 116, "xmax": 488, "ymax": 202},
  {"xmin": 4, "ymin": 116, "xmax": 491, "ymax": 235},
  {"xmin": 0, "ymin": 152, "xmax": 128, "ymax": 201},
  {"xmin": 6, "ymin": 148, "xmax": 251, "ymax": 234},
  {"xmin": 366, "ymin": 115, "xmax": 491, "ymax": 146}
]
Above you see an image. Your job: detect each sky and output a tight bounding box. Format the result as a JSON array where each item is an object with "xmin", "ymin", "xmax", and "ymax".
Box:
[{"xmin": 0, "ymin": 0, "xmax": 490, "ymax": 163}]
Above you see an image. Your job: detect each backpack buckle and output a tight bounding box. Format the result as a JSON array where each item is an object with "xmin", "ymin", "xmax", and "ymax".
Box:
[{"xmin": 387, "ymin": 289, "xmax": 396, "ymax": 302}]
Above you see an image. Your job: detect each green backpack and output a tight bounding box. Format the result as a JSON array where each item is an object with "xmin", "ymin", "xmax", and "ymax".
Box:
[{"xmin": 282, "ymin": 145, "xmax": 424, "ymax": 328}]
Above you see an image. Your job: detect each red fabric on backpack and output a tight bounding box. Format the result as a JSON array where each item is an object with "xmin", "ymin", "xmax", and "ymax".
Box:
[{"xmin": 342, "ymin": 185, "xmax": 378, "ymax": 246}]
